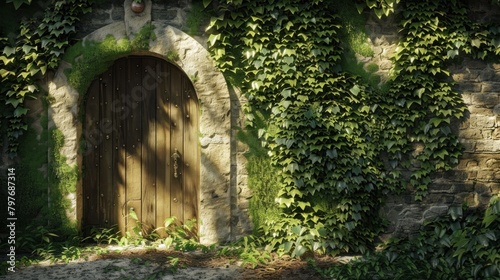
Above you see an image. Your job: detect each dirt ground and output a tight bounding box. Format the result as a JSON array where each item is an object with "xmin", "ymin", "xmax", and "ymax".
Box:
[{"xmin": 1, "ymin": 247, "xmax": 344, "ymax": 279}]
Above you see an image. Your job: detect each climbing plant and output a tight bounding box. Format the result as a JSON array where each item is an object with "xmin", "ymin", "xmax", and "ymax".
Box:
[
  {"xmin": 206, "ymin": 0, "xmax": 391, "ymax": 255},
  {"xmin": 314, "ymin": 195, "xmax": 500, "ymax": 279},
  {"xmin": 0, "ymin": 0, "xmax": 91, "ymax": 157},
  {"xmin": 206, "ymin": 0, "xmax": 500, "ymax": 256}
]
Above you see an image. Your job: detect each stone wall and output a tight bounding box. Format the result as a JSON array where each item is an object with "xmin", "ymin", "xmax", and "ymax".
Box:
[
  {"xmin": 16, "ymin": 0, "xmax": 500, "ymax": 242},
  {"xmin": 368, "ymin": 0, "xmax": 500, "ymax": 239},
  {"xmin": 77, "ymin": 0, "xmax": 195, "ymax": 38}
]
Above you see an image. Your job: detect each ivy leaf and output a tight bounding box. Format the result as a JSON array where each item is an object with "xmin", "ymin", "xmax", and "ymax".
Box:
[
  {"xmin": 0, "ymin": 56, "xmax": 15, "ymax": 65},
  {"xmin": 280, "ymin": 100, "xmax": 292, "ymax": 109},
  {"xmin": 297, "ymin": 201, "xmax": 310, "ymax": 210},
  {"xmin": 13, "ymin": 106, "xmax": 29, "ymax": 117},
  {"xmin": 6, "ymin": 98, "xmax": 22, "ymax": 108},
  {"xmin": 208, "ymin": 33, "xmax": 220, "ymax": 47},
  {"xmin": 281, "ymin": 89, "xmax": 292, "ymax": 98},
  {"xmin": 202, "ymin": 0, "xmax": 213, "ymax": 8},
  {"xmin": 448, "ymin": 206, "xmax": 463, "ymax": 220},
  {"xmin": 337, "ymin": 181, "xmax": 347, "ymax": 192},
  {"xmin": 492, "ymin": 38, "xmax": 500, "ymax": 49},
  {"xmin": 447, "ymin": 49, "xmax": 459, "ymax": 59},
  {"xmin": 22, "ymin": 45, "xmax": 34, "ymax": 54},
  {"xmin": 326, "ymin": 149, "xmax": 337, "ymax": 158},
  {"xmin": 6, "ymin": 0, "xmax": 32, "ymax": 10},
  {"xmin": 3, "ymin": 46, "xmax": 16, "ymax": 56},
  {"xmin": 414, "ymin": 88, "xmax": 425, "ymax": 98},
  {"xmin": 350, "ymin": 85, "xmax": 360, "ymax": 96},
  {"xmin": 287, "ymin": 162, "xmax": 299, "ymax": 173},
  {"xmin": 471, "ymin": 39, "xmax": 482, "ymax": 48}
]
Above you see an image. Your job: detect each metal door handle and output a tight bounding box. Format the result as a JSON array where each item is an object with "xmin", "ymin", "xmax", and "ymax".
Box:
[{"xmin": 172, "ymin": 149, "xmax": 181, "ymax": 178}]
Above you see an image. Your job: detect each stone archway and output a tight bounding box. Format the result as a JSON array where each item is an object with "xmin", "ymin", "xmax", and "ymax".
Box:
[{"xmin": 48, "ymin": 22, "xmax": 232, "ymax": 244}]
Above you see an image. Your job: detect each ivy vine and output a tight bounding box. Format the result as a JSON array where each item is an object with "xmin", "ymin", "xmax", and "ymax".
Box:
[
  {"xmin": 206, "ymin": 0, "xmax": 500, "ymax": 255},
  {"xmin": 0, "ymin": 0, "xmax": 91, "ymax": 157}
]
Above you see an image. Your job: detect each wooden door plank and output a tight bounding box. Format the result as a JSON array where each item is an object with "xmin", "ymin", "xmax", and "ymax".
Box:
[
  {"xmin": 113, "ymin": 58, "xmax": 128, "ymax": 235},
  {"xmin": 155, "ymin": 60, "xmax": 171, "ymax": 234},
  {"xmin": 99, "ymin": 68, "xmax": 114, "ymax": 228},
  {"xmin": 125, "ymin": 56, "xmax": 143, "ymax": 233},
  {"xmin": 170, "ymin": 66, "xmax": 184, "ymax": 222},
  {"xmin": 182, "ymin": 77, "xmax": 199, "ymax": 224},
  {"xmin": 141, "ymin": 57, "xmax": 157, "ymax": 233},
  {"xmin": 84, "ymin": 78, "xmax": 101, "ymax": 229}
]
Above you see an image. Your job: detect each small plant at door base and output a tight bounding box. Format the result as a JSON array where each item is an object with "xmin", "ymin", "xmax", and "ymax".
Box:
[
  {"xmin": 216, "ymin": 235, "xmax": 272, "ymax": 268},
  {"xmin": 86, "ymin": 227, "xmax": 121, "ymax": 245},
  {"xmin": 152, "ymin": 216, "xmax": 213, "ymax": 252}
]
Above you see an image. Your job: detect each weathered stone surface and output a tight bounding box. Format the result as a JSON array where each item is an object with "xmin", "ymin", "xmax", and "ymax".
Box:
[
  {"xmin": 48, "ymin": 61, "xmax": 80, "ymax": 166},
  {"xmin": 124, "ymin": 0, "xmax": 152, "ymax": 38}
]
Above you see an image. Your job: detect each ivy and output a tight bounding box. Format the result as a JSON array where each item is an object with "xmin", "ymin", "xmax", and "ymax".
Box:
[
  {"xmin": 207, "ymin": 0, "xmax": 390, "ymax": 255},
  {"xmin": 315, "ymin": 196, "xmax": 500, "ymax": 279},
  {"xmin": 207, "ymin": 0, "xmax": 500, "ymax": 257},
  {"xmin": 0, "ymin": 0, "xmax": 91, "ymax": 157}
]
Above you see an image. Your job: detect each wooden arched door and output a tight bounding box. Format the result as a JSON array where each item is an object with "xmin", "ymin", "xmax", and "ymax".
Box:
[{"xmin": 82, "ymin": 55, "xmax": 199, "ymax": 235}]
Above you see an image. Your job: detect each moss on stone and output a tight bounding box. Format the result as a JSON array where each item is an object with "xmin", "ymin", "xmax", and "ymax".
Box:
[
  {"xmin": 48, "ymin": 128, "xmax": 79, "ymax": 234},
  {"xmin": 64, "ymin": 23, "xmax": 156, "ymax": 95},
  {"xmin": 185, "ymin": 0, "xmax": 210, "ymax": 36},
  {"xmin": 237, "ymin": 111, "xmax": 281, "ymax": 233}
]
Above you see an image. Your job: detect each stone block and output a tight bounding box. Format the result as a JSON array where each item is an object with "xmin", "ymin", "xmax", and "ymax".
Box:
[
  {"xmin": 479, "ymin": 193, "xmax": 493, "ymax": 206},
  {"xmin": 424, "ymin": 194, "xmax": 455, "ymax": 204},
  {"xmin": 469, "ymin": 115, "xmax": 496, "ymax": 128},
  {"xmin": 423, "ymin": 205, "xmax": 448, "ymax": 220},
  {"xmin": 111, "ymin": 6, "xmax": 124, "ymax": 21},
  {"xmin": 471, "ymin": 93, "xmax": 498, "ymax": 108},
  {"xmin": 492, "ymin": 140, "xmax": 500, "ymax": 152},
  {"xmin": 459, "ymin": 158, "xmax": 478, "ymax": 169},
  {"xmin": 451, "ymin": 183, "xmax": 474, "ymax": 192},
  {"xmin": 482, "ymin": 82, "xmax": 500, "ymax": 92},
  {"xmin": 454, "ymin": 193, "xmax": 476, "ymax": 206},
  {"xmin": 482, "ymin": 129, "xmax": 493, "ymax": 139},
  {"xmin": 485, "ymin": 158, "xmax": 500, "ymax": 168},
  {"xmin": 478, "ymin": 69, "xmax": 496, "ymax": 82},
  {"xmin": 124, "ymin": 0, "xmax": 152, "ymax": 38},
  {"xmin": 494, "ymin": 129, "xmax": 500, "ymax": 140},
  {"xmin": 477, "ymin": 170, "xmax": 495, "ymax": 182},
  {"xmin": 475, "ymin": 183, "xmax": 491, "ymax": 194},
  {"xmin": 458, "ymin": 139, "xmax": 476, "ymax": 152},
  {"xmin": 443, "ymin": 170, "xmax": 469, "ymax": 182},
  {"xmin": 490, "ymin": 183, "xmax": 500, "ymax": 193},
  {"xmin": 153, "ymin": 8, "xmax": 180, "ymax": 21},
  {"xmin": 462, "ymin": 92, "xmax": 472, "ymax": 105},
  {"xmin": 475, "ymin": 140, "xmax": 494, "ymax": 152},
  {"xmin": 459, "ymin": 128, "xmax": 483, "ymax": 139}
]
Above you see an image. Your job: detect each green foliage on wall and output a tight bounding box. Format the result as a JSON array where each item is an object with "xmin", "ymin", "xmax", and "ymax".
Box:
[
  {"xmin": 315, "ymin": 195, "xmax": 500, "ymax": 279},
  {"xmin": 7, "ymin": 105, "xmax": 48, "ymax": 230},
  {"xmin": 0, "ymin": 0, "xmax": 91, "ymax": 157},
  {"xmin": 237, "ymin": 111, "xmax": 281, "ymax": 232},
  {"xmin": 186, "ymin": 0, "xmax": 210, "ymax": 36},
  {"xmin": 47, "ymin": 128, "xmax": 79, "ymax": 234},
  {"xmin": 206, "ymin": 0, "xmax": 500, "ymax": 256},
  {"xmin": 207, "ymin": 0, "xmax": 391, "ymax": 255},
  {"xmin": 0, "ymin": 98, "xmax": 76, "ymax": 234}
]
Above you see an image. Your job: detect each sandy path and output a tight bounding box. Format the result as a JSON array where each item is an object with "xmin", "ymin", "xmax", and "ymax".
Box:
[{"xmin": 1, "ymin": 258, "xmax": 244, "ymax": 280}]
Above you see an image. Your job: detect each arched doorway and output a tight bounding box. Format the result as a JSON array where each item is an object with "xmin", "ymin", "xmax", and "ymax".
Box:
[{"xmin": 82, "ymin": 55, "xmax": 199, "ymax": 235}]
